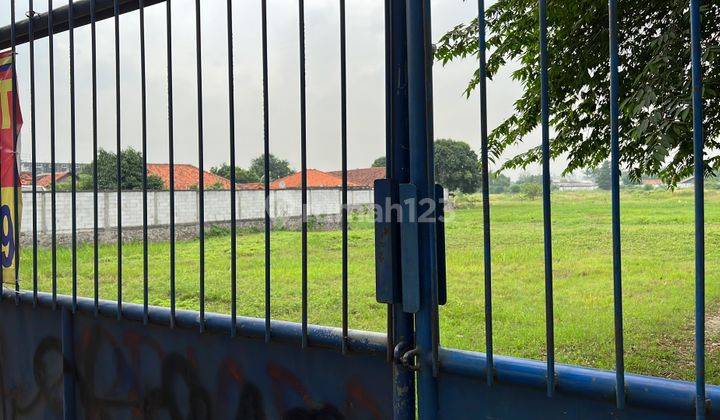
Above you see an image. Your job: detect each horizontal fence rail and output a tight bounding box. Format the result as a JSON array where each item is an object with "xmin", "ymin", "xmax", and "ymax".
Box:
[{"xmin": 0, "ymin": 0, "xmax": 165, "ymax": 50}]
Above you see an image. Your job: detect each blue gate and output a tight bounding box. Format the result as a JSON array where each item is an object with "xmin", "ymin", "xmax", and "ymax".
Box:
[{"xmin": 0, "ymin": 0, "xmax": 716, "ymax": 418}]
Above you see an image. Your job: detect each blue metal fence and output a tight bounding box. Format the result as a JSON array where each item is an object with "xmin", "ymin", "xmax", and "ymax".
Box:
[{"xmin": 0, "ymin": 0, "xmax": 715, "ymax": 418}]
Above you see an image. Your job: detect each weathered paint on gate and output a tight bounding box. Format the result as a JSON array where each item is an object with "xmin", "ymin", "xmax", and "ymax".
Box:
[{"xmin": 0, "ymin": 292, "xmax": 392, "ymax": 419}]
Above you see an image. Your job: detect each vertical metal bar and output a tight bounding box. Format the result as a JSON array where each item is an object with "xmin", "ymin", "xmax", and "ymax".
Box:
[
  {"xmin": 139, "ymin": 0, "xmax": 148, "ymax": 325},
  {"xmin": 608, "ymin": 0, "xmax": 625, "ymax": 409},
  {"xmin": 298, "ymin": 0, "xmax": 308, "ymax": 349},
  {"xmin": 227, "ymin": 0, "xmax": 237, "ymax": 338},
  {"xmin": 10, "ymin": 0, "xmax": 20, "ymax": 303},
  {"xmin": 387, "ymin": 0, "xmax": 415, "ymax": 416},
  {"xmin": 538, "ymin": 0, "xmax": 555, "ymax": 398},
  {"xmin": 113, "ymin": 0, "xmax": 122, "ymax": 320},
  {"xmin": 340, "ymin": 0, "xmax": 349, "ymax": 355},
  {"xmin": 422, "ymin": 0, "xmax": 440, "ymax": 378},
  {"xmin": 257, "ymin": 0, "xmax": 272, "ymax": 342},
  {"xmin": 166, "ymin": 0, "xmax": 176, "ymax": 328},
  {"xmin": 690, "ymin": 0, "xmax": 705, "ymax": 417},
  {"xmin": 478, "ymin": 0, "xmax": 493, "ymax": 386},
  {"xmin": 194, "ymin": 0, "xmax": 205, "ymax": 333},
  {"xmin": 28, "ymin": 0, "xmax": 38, "ymax": 307},
  {"xmin": 48, "ymin": 0, "xmax": 57, "ymax": 310},
  {"xmin": 407, "ymin": 0, "xmax": 439, "ymax": 416},
  {"xmin": 91, "ymin": 0, "xmax": 99, "ymax": 317},
  {"xmin": 384, "ymin": 0, "xmax": 394, "ymax": 366},
  {"xmin": 261, "ymin": 0, "xmax": 271, "ymax": 344},
  {"xmin": 68, "ymin": 0, "xmax": 77, "ymax": 314}
]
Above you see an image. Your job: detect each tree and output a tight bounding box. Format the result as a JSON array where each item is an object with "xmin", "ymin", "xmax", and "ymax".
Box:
[
  {"xmin": 62, "ymin": 173, "xmax": 95, "ymax": 191},
  {"xmin": 210, "ymin": 164, "xmax": 260, "ymax": 184},
  {"xmin": 373, "ymin": 142, "xmax": 482, "ymax": 192},
  {"xmin": 488, "ymin": 172, "xmax": 512, "ymax": 194},
  {"xmin": 435, "ymin": 0, "xmax": 720, "ymax": 186},
  {"xmin": 372, "ymin": 156, "xmax": 386, "ymax": 168},
  {"xmin": 588, "ymin": 161, "xmax": 612, "ymax": 190},
  {"xmin": 434, "ymin": 139, "xmax": 482, "ymax": 193},
  {"xmin": 521, "ymin": 182, "xmax": 542, "ymax": 200},
  {"xmin": 249, "ymin": 154, "xmax": 294, "ymax": 182},
  {"xmin": 89, "ymin": 148, "xmax": 164, "ymax": 191},
  {"xmin": 206, "ymin": 182, "xmax": 225, "ymax": 191},
  {"xmin": 516, "ymin": 174, "xmax": 542, "ymax": 185},
  {"xmin": 511, "ymin": 173, "xmax": 542, "ymax": 196},
  {"xmin": 621, "ymin": 172, "xmax": 641, "ymax": 186}
]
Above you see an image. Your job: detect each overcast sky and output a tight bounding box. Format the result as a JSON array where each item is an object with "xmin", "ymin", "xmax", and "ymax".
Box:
[{"xmin": 0, "ymin": 0, "xmax": 555, "ymax": 179}]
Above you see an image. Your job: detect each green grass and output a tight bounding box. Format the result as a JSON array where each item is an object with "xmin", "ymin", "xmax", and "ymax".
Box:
[{"xmin": 19, "ymin": 189, "xmax": 720, "ymax": 383}]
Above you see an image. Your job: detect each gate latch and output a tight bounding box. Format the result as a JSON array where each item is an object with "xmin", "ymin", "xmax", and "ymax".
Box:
[
  {"xmin": 374, "ymin": 180, "xmax": 448, "ymax": 309},
  {"xmin": 393, "ymin": 341, "xmax": 420, "ymax": 371},
  {"xmin": 374, "ymin": 178, "xmax": 399, "ymax": 304}
]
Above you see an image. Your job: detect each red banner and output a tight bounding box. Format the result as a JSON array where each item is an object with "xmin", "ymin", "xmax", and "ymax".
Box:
[
  {"xmin": 0, "ymin": 50, "xmax": 22, "ymax": 187},
  {"xmin": 0, "ymin": 50, "xmax": 22, "ymax": 281}
]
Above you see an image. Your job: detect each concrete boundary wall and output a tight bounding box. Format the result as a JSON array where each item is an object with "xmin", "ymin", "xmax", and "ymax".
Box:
[{"xmin": 19, "ymin": 188, "xmax": 375, "ymax": 234}]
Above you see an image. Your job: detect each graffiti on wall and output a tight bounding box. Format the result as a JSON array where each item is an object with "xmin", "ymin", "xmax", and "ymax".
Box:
[{"xmin": 0, "ymin": 303, "xmax": 391, "ymax": 419}]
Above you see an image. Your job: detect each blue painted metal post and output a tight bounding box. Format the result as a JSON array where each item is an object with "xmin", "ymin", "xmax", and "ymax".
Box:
[
  {"xmin": 478, "ymin": 0, "xmax": 494, "ymax": 387},
  {"xmin": 690, "ymin": 0, "xmax": 705, "ymax": 417},
  {"xmin": 406, "ymin": 0, "xmax": 439, "ymax": 417},
  {"xmin": 386, "ymin": 0, "xmax": 415, "ymax": 417},
  {"xmin": 423, "ymin": 2, "xmax": 441, "ymax": 378},
  {"xmin": 608, "ymin": 0, "xmax": 625, "ymax": 409},
  {"xmin": 538, "ymin": 0, "xmax": 555, "ymax": 398}
]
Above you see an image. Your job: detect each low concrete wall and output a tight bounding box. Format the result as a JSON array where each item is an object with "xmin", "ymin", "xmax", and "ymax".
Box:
[{"xmin": 18, "ymin": 188, "xmax": 375, "ymax": 245}]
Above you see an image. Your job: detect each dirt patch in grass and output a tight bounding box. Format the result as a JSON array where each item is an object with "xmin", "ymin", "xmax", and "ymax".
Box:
[{"xmin": 707, "ymin": 307, "xmax": 720, "ymax": 354}]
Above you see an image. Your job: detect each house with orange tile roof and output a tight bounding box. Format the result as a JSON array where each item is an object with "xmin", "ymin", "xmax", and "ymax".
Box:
[
  {"xmin": 20, "ymin": 172, "xmax": 34, "ymax": 190},
  {"xmin": 21, "ymin": 171, "xmax": 71, "ymax": 190},
  {"xmin": 147, "ymin": 164, "xmax": 232, "ymax": 190},
  {"xmin": 269, "ymin": 169, "xmax": 362, "ymax": 190},
  {"xmin": 237, "ymin": 182, "xmax": 264, "ymax": 190},
  {"xmin": 328, "ymin": 167, "xmax": 386, "ymax": 189}
]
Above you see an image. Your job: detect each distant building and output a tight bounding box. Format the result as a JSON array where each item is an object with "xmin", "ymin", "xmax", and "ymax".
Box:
[
  {"xmin": 20, "ymin": 171, "xmax": 71, "ymax": 191},
  {"xmin": 147, "ymin": 164, "xmax": 232, "ymax": 190},
  {"xmin": 19, "ymin": 165, "xmax": 384, "ymax": 192},
  {"xmin": 237, "ymin": 182, "xmax": 264, "ymax": 191},
  {"xmin": 20, "ymin": 162, "xmax": 88, "ymax": 174},
  {"xmin": 328, "ymin": 167, "xmax": 386, "ymax": 189},
  {"xmin": 677, "ymin": 177, "xmax": 694, "ymax": 189},
  {"xmin": 642, "ymin": 178, "xmax": 664, "ymax": 188},
  {"xmin": 270, "ymin": 169, "xmax": 361, "ymax": 190},
  {"xmin": 552, "ymin": 181, "xmax": 598, "ymax": 191},
  {"xmin": 19, "ymin": 172, "xmax": 33, "ymax": 190}
]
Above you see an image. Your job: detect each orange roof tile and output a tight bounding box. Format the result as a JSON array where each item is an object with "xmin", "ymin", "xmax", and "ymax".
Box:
[
  {"xmin": 19, "ymin": 172, "xmax": 34, "ymax": 186},
  {"xmin": 237, "ymin": 182, "xmax": 263, "ymax": 190},
  {"xmin": 270, "ymin": 169, "xmax": 360, "ymax": 190},
  {"xmin": 34, "ymin": 172, "xmax": 70, "ymax": 188},
  {"xmin": 328, "ymin": 167, "xmax": 385, "ymax": 188},
  {"xmin": 147, "ymin": 164, "xmax": 232, "ymax": 190}
]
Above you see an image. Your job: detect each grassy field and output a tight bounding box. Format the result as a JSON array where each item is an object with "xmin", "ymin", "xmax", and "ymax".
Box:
[{"xmin": 18, "ymin": 189, "xmax": 720, "ymax": 383}]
